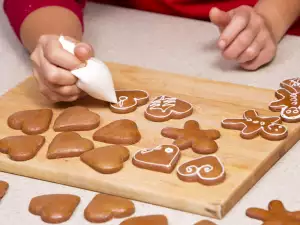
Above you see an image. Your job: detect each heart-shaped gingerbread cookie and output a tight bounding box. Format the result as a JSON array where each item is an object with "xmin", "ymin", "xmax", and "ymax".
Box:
[
  {"xmin": 132, "ymin": 144, "xmax": 180, "ymax": 173},
  {"xmin": 0, "ymin": 181, "xmax": 9, "ymax": 200},
  {"xmin": 80, "ymin": 145, "xmax": 130, "ymax": 174},
  {"xmin": 47, "ymin": 132, "xmax": 94, "ymax": 159},
  {"xmin": 110, "ymin": 89, "xmax": 149, "ymax": 114},
  {"xmin": 0, "ymin": 135, "xmax": 45, "ymax": 161},
  {"xmin": 120, "ymin": 215, "xmax": 168, "ymax": 225},
  {"xmin": 53, "ymin": 106, "xmax": 100, "ymax": 132},
  {"xmin": 8, "ymin": 109, "xmax": 53, "ymax": 135},
  {"xmin": 84, "ymin": 194, "xmax": 135, "ymax": 223},
  {"xmin": 93, "ymin": 119, "xmax": 141, "ymax": 145}
]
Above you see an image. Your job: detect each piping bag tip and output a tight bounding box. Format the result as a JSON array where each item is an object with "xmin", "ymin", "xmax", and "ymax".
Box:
[{"xmin": 58, "ymin": 36, "xmax": 117, "ymax": 103}]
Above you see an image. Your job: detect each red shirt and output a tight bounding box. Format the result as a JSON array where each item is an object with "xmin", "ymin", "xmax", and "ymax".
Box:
[{"xmin": 3, "ymin": 0, "xmax": 300, "ymax": 40}]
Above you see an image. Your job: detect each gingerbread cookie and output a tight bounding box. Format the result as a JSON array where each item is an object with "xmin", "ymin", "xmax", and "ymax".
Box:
[
  {"xmin": 84, "ymin": 194, "xmax": 135, "ymax": 223},
  {"xmin": 161, "ymin": 120, "xmax": 220, "ymax": 154},
  {"xmin": 0, "ymin": 135, "xmax": 45, "ymax": 161},
  {"xmin": 132, "ymin": 144, "xmax": 181, "ymax": 173},
  {"xmin": 0, "ymin": 181, "xmax": 9, "ymax": 200},
  {"xmin": 194, "ymin": 220, "xmax": 217, "ymax": 225},
  {"xmin": 246, "ymin": 200, "xmax": 300, "ymax": 224},
  {"xmin": 29, "ymin": 194, "xmax": 80, "ymax": 223},
  {"xmin": 80, "ymin": 145, "xmax": 130, "ymax": 174},
  {"xmin": 53, "ymin": 106, "xmax": 100, "ymax": 132},
  {"xmin": 120, "ymin": 215, "xmax": 168, "ymax": 225},
  {"xmin": 110, "ymin": 90, "xmax": 149, "ymax": 114},
  {"xmin": 8, "ymin": 109, "xmax": 53, "ymax": 135},
  {"xmin": 221, "ymin": 109, "xmax": 288, "ymax": 140},
  {"xmin": 177, "ymin": 155, "xmax": 226, "ymax": 185},
  {"xmin": 144, "ymin": 95, "xmax": 193, "ymax": 122},
  {"xmin": 269, "ymin": 88, "xmax": 300, "ymax": 122},
  {"xmin": 93, "ymin": 119, "xmax": 141, "ymax": 145},
  {"xmin": 47, "ymin": 132, "xmax": 94, "ymax": 159},
  {"xmin": 280, "ymin": 77, "xmax": 300, "ymax": 93}
]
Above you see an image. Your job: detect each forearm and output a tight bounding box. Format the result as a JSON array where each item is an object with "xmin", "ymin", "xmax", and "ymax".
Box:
[{"xmin": 255, "ymin": 0, "xmax": 300, "ymax": 43}]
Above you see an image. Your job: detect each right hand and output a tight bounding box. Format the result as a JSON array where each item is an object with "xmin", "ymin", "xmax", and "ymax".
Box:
[{"xmin": 30, "ymin": 35, "xmax": 94, "ymax": 102}]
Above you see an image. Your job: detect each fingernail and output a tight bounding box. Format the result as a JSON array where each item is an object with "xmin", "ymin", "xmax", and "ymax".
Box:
[{"xmin": 218, "ymin": 40, "xmax": 226, "ymax": 49}]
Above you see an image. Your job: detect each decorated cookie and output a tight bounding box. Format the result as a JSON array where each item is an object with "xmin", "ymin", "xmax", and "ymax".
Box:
[
  {"xmin": 93, "ymin": 119, "xmax": 141, "ymax": 145},
  {"xmin": 53, "ymin": 106, "xmax": 100, "ymax": 132},
  {"xmin": 0, "ymin": 181, "xmax": 9, "ymax": 200},
  {"xmin": 221, "ymin": 109, "xmax": 288, "ymax": 140},
  {"xmin": 8, "ymin": 109, "xmax": 53, "ymax": 135},
  {"xmin": 177, "ymin": 155, "xmax": 226, "ymax": 185},
  {"xmin": 280, "ymin": 77, "xmax": 300, "ymax": 93},
  {"xmin": 110, "ymin": 90, "xmax": 149, "ymax": 114},
  {"xmin": 120, "ymin": 215, "xmax": 168, "ymax": 225},
  {"xmin": 132, "ymin": 144, "xmax": 181, "ymax": 173},
  {"xmin": 246, "ymin": 200, "xmax": 300, "ymax": 224},
  {"xmin": 80, "ymin": 145, "xmax": 130, "ymax": 174},
  {"xmin": 47, "ymin": 132, "xmax": 94, "ymax": 159},
  {"xmin": 29, "ymin": 194, "xmax": 80, "ymax": 224},
  {"xmin": 269, "ymin": 88, "xmax": 300, "ymax": 122},
  {"xmin": 144, "ymin": 95, "xmax": 193, "ymax": 122},
  {"xmin": 0, "ymin": 135, "xmax": 45, "ymax": 161},
  {"xmin": 84, "ymin": 194, "xmax": 135, "ymax": 223},
  {"xmin": 161, "ymin": 120, "xmax": 220, "ymax": 154},
  {"xmin": 194, "ymin": 220, "xmax": 217, "ymax": 225}
]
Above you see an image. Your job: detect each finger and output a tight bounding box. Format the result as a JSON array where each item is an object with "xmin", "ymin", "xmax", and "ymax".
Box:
[
  {"xmin": 53, "ymin": 85, "xmax": 82, "ymax": 96},
  {"xmin": 74, "ymin": 43, "xmax": 94, "ymax": 62},
  {"xmin": 209, "ymin": 7, "xmax": 231, "ymax": 31}
]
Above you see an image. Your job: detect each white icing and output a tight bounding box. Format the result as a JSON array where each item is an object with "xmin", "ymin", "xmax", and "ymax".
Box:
[
  {"xmin": 165, "ymin": 147, "xmax": 174, "ymax": 153},
  {"xmin": 117, "ymin": 96, "xmax": 128, "ymax": 107}
]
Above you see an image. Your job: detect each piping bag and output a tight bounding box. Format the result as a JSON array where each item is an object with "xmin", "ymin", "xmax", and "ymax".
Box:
[{"xmin": 58, "ymin": 35, "xmax": 117, "ymax": 103}]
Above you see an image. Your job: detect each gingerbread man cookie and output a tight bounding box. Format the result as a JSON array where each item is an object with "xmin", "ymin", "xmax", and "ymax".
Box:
[
  {"xmin": 132, "ymin": 144, "xmax": 181, "ymax": 173},
  {"xmin": 222, "ymin": 109, "xmax": 288, "ymax": 140},
  {"xmin": 144, "ymin": 95, "xmax": 193, "ymax": 122},
  {"xmin": 280, "ymin": 77, "xmax": 300, "ymax": 93},
  {"xmin": 0, "ymin": 181, "xmax": 9, "ymax": 200},
  {"xmin": 161, "ymin": 120, "xmax": 220, "ymax": 154},
  {"xmin": 120, "ymin": 215, "xmax": 168, "ymax": 225},
  {"xmin": 177, "ymin": 155, "xmax": 226, "ymax": 185},
  {"xmin": 269, "ymin": 88, "xmax": 300, "ymax": 122},
  {"xmin": 110, "ymin": 90, "xmax": 149, "ymax": 114},
  {"xmin": 246, "ymin": 200, "xmax": 300, "ymax": 224}
]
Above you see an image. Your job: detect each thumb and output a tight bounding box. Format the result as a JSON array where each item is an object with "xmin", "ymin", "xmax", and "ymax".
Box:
[
  {"xmin": 209, "ymin": 7, "xmax": 231, "ymax": 31},
  {"xmin": 74, "ymin": 43, "xmax": 94, "ymax": 62}
]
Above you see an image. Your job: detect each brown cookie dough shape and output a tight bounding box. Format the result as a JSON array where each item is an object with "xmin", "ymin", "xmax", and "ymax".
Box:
[
  {"xmin": 120, "ymin": 215, "xmax": 168, "ymax": 225},
  {"xmin": 53, "ymin": 106, "xmax": 100, "ymax": 132},
  {"xmin": 84, "ymin": 193, "xmax": 135, "ymax": 223},
  {"xmin": 194, "ymin": 220, "xmax": 217, "ymax": 225},
  {"xmin": 0, "ymin": 135, "xmax": 45, "ymax": 161},
  {"xmin": 7, "ymin": 109, "xmax": 53, "ymax": 135},
  {"xmin": 0, "ymin": 181, "xmax": 9, "ymax": 200},
  {"xmin": 280, "ymin": 77, "xmax": 300, "ymax": 93},
  {"xmin": 93, "ymin": 119, "xmax": 141, "ymax": 145},
  {"xmin": 132, "ymin": 144, "xmax": 181, "ymax": 173},
  {"xmin": 47, "ymin": 132, "xmax": 94, "ymax": 159},
  {"xmin": 145, "ymin": 95, "xmax": 193, "ymax": 122},
  {"xmin": 110, "ymin": 89, "xmax": 149, "ymax": 114},
  {"xmin": 246, "ymin": 200, "xmax": 300, "ymax": 224},
  {"xmin": 29, "ymin": 194, "xmax": 80, "ymax": 224},
  {"xmin": 161, "ymin": 120, "xmax": 220, "ymax": 154},
  {"xmin": 80, "ymin": 145, "xmax": 129, "ymax": 174}
]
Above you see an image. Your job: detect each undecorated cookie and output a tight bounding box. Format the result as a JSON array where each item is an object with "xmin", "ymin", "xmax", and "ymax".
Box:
[
  {"xmin": 177, "ymin": 155, "xmax": 226, "ymax": 185},
  {"xmin": 7, "ymin": 109, "xmax": 53, "ymax": 135},
  {"xmin": 0, "ymin": 181, "xmax": 9, "ymax": 200},
  {"xmin": 84, "ymin": 194, "xmax": 135, "ymax": 223},
  {"xmin": 221, "ymin": 109, "xmax": 288, "ymax": 140},
  {"xmin": 110, "ymin": 90, "xmax": 149, "ymax": 114},
  {"xmin": 144, "ymin": 95, "xmax": 193, "ymax": 122},
  {"xmin": 93, "ymin": 119, "xmax": 141, "ymax": 145},
  {"xmin": 194, "ymin": 220, "xmax": 217, "ymax": 225},
  {"xmin": 29, "ymin": 194, "xmax": 80, "ymax": 224},
  {"xmin": 80, "ymin": 145, "xmax": 130, "ymax": 174},
  {"xmin": 53, "ymin": 106, "xmax": 100, "ymax": 132},
  {"xmin": 0, "ymin": 135, "xmax": 45, "ymax": 161},
  {"xmin": 132, "ymin": 144, "xmax": 180, "ymax": 173},
  {"xmin": 47, "ymin": 132, "xmax": 94, "ymax": 159},
  {"xmin": 161, "ymin": 120, "xmax": 220, "ymax": 154},
  {"xmin": 120, "ymin": 215, "xmax": 168, "ymax": 225}
]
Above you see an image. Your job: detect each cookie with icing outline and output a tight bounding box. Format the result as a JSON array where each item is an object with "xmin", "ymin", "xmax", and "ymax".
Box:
[
  {"xmin": 110, "ymin": 89, "xmax": 149, "ymax": 114},
  {"xmin": 0, "ymin": 181, "xmax": 9, "ymax": 200},
  {"xmin": 144, "ymin": 95, "xmax": 193, "ymax": 122},
  {"xmin": 177, "ymin": 155, "xmax": 226, "ymax": 186},
  {"xmin": 120, "ymin": 215, "xmax": 168, "ymax": 225},
  {"xmin": 280, "ymin": 77, "xmax": 300, "ymax": 93},
  {"xmin": 132, "ymin": 144, "xmax": 181, "ymax": 173},
  {"xmin": 269, "ymin": 88, "xmax": 300, "ymax": 122},
  {"xmin": 222, "ymin": 109, "xmax": 288, "ymax": 140}
]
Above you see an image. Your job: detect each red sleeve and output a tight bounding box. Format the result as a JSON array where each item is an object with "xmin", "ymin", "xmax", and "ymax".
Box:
[{"xmin": 3, "ymin": 0, "xmax": 86, "ymax": 41}]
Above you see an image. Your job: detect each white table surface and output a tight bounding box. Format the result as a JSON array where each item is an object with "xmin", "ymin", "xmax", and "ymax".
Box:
[{"xmin": 1, "ymin": 2, "xmax": 300, "ymax": 225}]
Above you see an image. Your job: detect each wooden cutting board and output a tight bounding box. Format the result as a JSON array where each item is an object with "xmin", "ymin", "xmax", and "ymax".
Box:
[{"xmin": 0, "ymin": 62, "xmax": 299, "ymax": 219}]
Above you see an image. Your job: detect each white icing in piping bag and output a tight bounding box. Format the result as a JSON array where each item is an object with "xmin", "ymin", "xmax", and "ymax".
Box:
[{"xmin": 58, "ymin": 36, "xmax": 117, "ymax": 103}]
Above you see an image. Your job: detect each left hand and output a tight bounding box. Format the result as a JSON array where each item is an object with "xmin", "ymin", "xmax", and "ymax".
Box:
[{"xmin": 209, "ymin": 6, "xmax": 277, "ymax": 71}]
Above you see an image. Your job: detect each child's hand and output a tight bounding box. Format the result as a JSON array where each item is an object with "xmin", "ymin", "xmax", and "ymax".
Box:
[
  {"xmin": 209, "ymin": 6, "xmax": 277, "ymax": 70},
  {"xmin": 30, "ymin": 35, "xmax": 94, "ymax": 102}
]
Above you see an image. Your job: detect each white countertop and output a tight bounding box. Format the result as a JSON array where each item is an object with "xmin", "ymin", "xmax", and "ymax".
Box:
[{"xmin": 1, "ymin": 2, "xmax": 300, "ymax": 225}]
